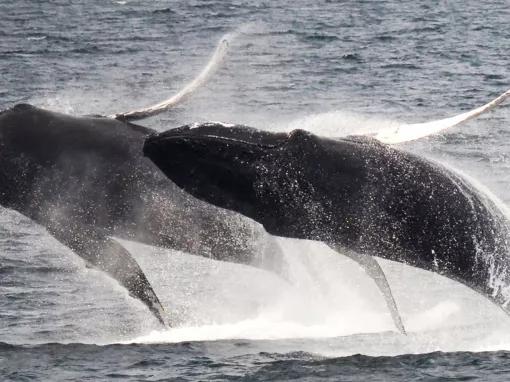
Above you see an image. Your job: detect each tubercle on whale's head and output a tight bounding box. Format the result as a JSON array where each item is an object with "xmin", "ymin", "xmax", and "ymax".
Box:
[{"xmin": 143, "ymin": 123, "xmax": 320, "ymax": 226}]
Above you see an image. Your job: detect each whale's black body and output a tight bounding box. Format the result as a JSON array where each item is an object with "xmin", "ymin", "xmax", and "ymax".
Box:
[
  {"xmin": 144, "ymin": 123, "xmax": 510, "ymax": 316},
  {"xmin": 0, "ymin": 106, "xmax": 282, "ymax": 325}
]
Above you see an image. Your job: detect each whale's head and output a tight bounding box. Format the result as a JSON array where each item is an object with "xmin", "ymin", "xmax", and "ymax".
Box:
[
  {"xmin": 144, "ymin": 123, "xmax": 288, "ymax": 224},
  {"xmin": 144, "ymin": 123, "xmax": 367, "ymax": 239}
]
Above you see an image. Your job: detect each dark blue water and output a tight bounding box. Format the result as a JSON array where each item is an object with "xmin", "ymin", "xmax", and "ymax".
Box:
[
  {"xmin": 4, "ymin": 342, "xmax": 510, "ymax": 381},
  {"xmin": 1, "ymin": 1, "xmax": 510, "ymax": 380}
]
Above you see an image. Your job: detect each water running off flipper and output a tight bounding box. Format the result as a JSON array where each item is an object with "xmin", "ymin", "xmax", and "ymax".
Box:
[
  {"xmin": 328, "ymin": 244, "xmax": 406, "ymax": 335},
  {"xmin": 373, "ymin": 89, "xmax": 510, "ymax": 144},
  {"xmin": 48, "ymin": 223, "xmax": 168, "ymax": 326},
  {"xmin": 111, "ymin": 33, "xmax": 231, "ymax": 121}
]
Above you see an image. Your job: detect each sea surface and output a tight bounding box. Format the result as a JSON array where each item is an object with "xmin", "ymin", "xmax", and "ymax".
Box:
[{"xmin": 1, "ymin": 1, "xmax": 510, "ymax": 380}]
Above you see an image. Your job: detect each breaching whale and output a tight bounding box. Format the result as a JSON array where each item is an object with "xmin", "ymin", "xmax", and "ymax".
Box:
[
  {"xmin": 0, "ymin": 34, "xmax": 284, "ymax": 326},
  {"xmin": 0, "ymin": 104, "xmax": 285, "ymax": 326},
  {"xmin": 144, "ymin": 90, "xmax": 510, "ymax": 334}
]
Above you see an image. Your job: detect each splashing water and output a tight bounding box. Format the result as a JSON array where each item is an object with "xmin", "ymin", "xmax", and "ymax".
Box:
[
  {"xmin": 115, "ymin": 232, "xmax": 510, "ymax": 356},
  {"xmin": 3, "ymin": 1, "xmax": 510, "ymax": 379},
  {"xmin": 107, "ymin": 110, "xmax": 510, "ymax": 355},
  {"xmin": 276, "ymin": 110, "xmax": 401, "ymax": 138},
  {"xmin": 9, "ymin": 27, "xmax": 510, "ymax": 356},
  {"xmin": 10, "ymin": 91, "xmax": 510, "ymax": 355}
]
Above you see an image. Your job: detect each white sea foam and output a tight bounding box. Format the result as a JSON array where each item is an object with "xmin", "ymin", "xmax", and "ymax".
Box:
[{"xmin": 117, "ymin": 235, "xmax": 510, "ymax": 356}]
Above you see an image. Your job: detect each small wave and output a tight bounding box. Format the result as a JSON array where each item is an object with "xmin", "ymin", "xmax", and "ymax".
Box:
[
  {"xmin": 268, "ymin": 29, "xmax": 295, "ymax": 36},
  {"xmin": 71, "ymin": 46, "xmax": 101, "ymax": 54},
  {"xmin": 484, "ymin": 74, "xmax": 505, "ymax": 81},
  {"xmin": 26, "ymin": 36, "xmax": 47, "ymax": 41},
  {"xmin": 286, "ymin": 29, "xmax": 340, "ymax": 44},
  {"xmin": 243, "ymin": 350, "xmax": 510, "ymax": 381},
  {"xmin": 152, "ymin": 8, "xmax": 175, "ymax": 14},
  {"xmin": 303, "ymin": 34, "xmax": 338, "ymax": 42},
  {"xmin": 0, "ymin": 342, "xmax": 19, "ymax": 350},
  {"xmin": 409, "ymin": 25, "xmax": 443, "ymax": 33},
  {"xmin": 381, "ymin": 63, "xmax": 421, "ymax": 70},
  {"xmin": 376, "ymin": 35, "xmax": 397, "ymax": 42},
  {"xmin": 341, "ymin": 53, "xmax": 362, "ymax": 62}
]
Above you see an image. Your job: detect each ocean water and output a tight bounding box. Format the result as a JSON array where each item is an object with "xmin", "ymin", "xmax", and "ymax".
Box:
[{"xmin": 1, "ymin": 0, "xmax": 510, "ymax": 380}]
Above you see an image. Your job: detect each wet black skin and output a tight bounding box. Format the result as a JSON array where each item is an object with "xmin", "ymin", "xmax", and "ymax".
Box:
[
  {"xmin": 0, "ymin": 105, "xmax": 283, "ymax": 325},
  {"xmin": 144, "ymin": 123, "xmax": 510, "ymax": 312}
]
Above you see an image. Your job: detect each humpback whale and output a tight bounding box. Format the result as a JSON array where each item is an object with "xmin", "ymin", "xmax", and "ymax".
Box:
[
  {"xmin": 0, "ymin": 104, "xmax": 285, "ymax": 326},
  {"xmin": 144, "ymin": 90, "xmax": 510, "ymax": 333},
  {"xmin": 0, "ymin": 33, "xmax": 284, "ymax": 326}
]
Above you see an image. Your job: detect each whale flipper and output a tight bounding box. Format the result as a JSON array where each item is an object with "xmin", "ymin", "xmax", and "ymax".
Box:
[
  {"xmin": 373, "ymin": 89, "xmax": 510, "ymax": 144},
  {"xmin": 112, "ymin": 33, "xmax": 231, "ymax": 121},
  {"xmin": 328, "ymin": 244, "xmax": 406, "ymax": 335},
  {"xmin": 47, "ymin": 224, "xmax": 168, "ymax": 326}
]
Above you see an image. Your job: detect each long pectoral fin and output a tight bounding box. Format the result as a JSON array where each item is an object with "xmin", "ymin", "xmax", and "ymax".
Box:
[
  {"xmin": 372, "ymin": 89, "xmax": 510, "ymax": 144},
  {"xmin": 328, "ymin": 244, "xmax": 406, "ymax": 335},
  {"xmin": 48, "ymin": 224, "xmax": 168, "ymax": 326},
  {"xmin": 111, "ymin": 32, "xmax": 232, "ymax": 121}
]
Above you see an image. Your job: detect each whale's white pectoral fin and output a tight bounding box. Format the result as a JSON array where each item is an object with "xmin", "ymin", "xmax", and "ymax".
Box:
[
  {"xmin": 373, "ymin": 89, "xmax": 510, "ymax": 144},
  {"xmin": 328, "ymin": 244, "xmax": 406, "ymax": 335},
  {"xmin": 111, "ymin": 33, "xmax": 232, "ymax": 121}
]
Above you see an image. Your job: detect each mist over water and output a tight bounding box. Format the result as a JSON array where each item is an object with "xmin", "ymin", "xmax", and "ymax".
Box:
[
  {"xmin": 126, "ymin": 237, "xmax": 510, "ymax": 355},
  {"xmin": 1, "ymin": 0, "xmax": 510, "ymax": 380}
]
